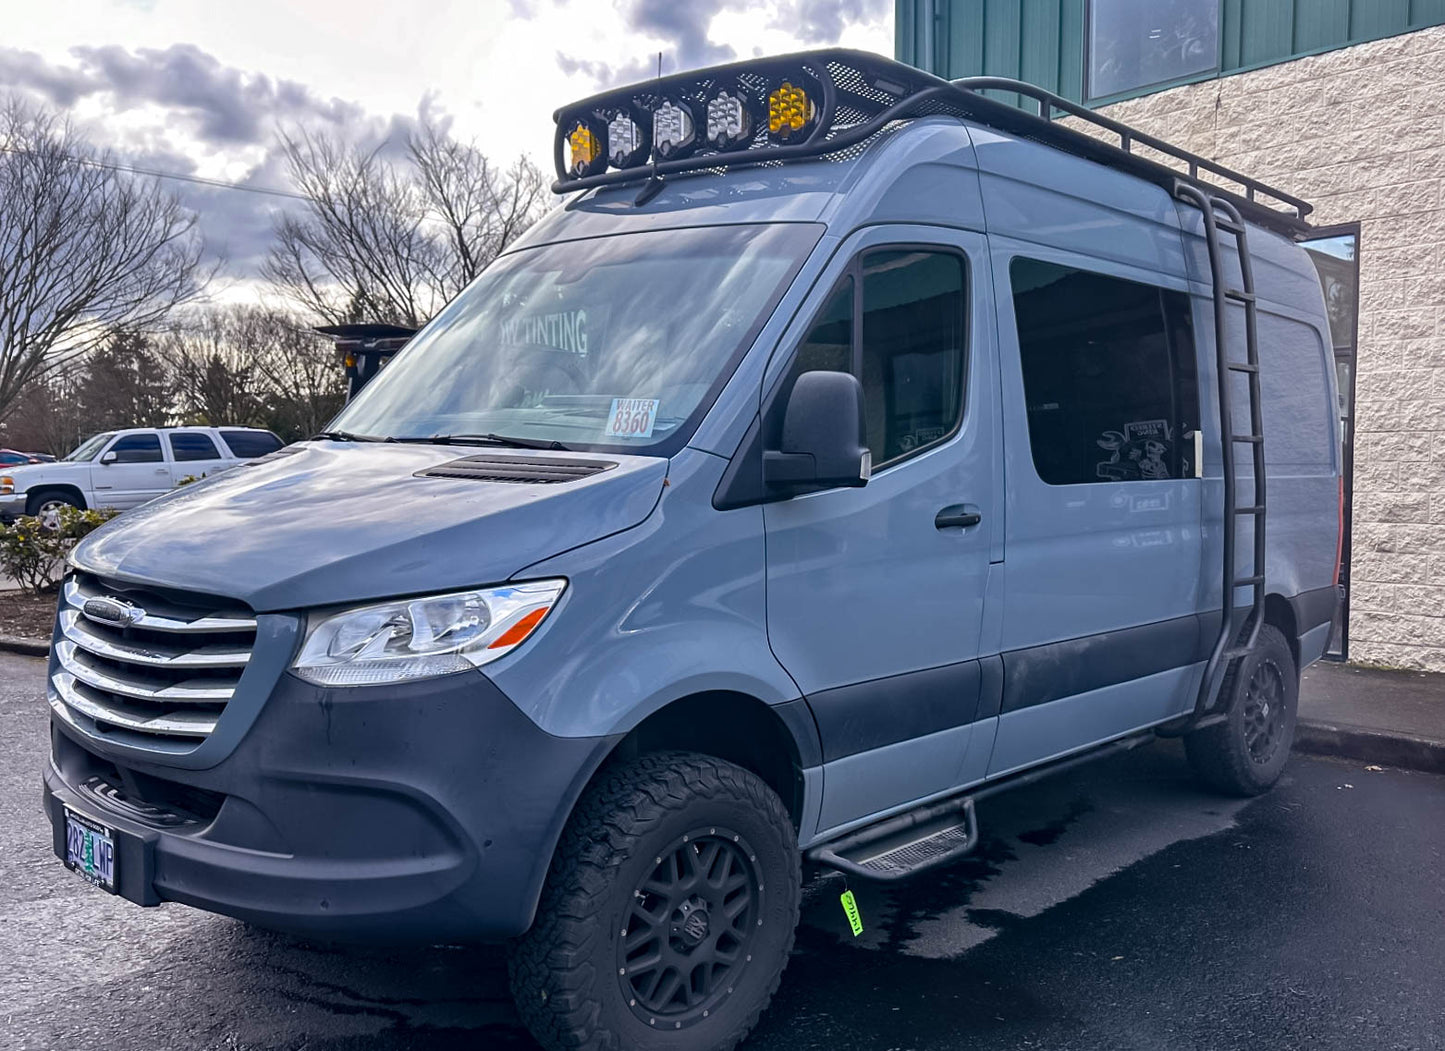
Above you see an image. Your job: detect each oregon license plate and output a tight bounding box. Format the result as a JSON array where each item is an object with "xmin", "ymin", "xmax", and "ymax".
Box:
[{"xmin": 64, "ymin": 808, "xmax": 117, "ymax": 893}]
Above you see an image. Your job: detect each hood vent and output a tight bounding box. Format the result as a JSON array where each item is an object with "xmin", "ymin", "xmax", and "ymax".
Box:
[{"xmin": 418, "ymin": 454, "xmax": 617, "ymax": 484}]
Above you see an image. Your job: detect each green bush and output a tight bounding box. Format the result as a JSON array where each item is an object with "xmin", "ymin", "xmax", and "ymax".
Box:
[{"xmin": 0, "ymin": 506, "xmax": 120, "ymax": 596}]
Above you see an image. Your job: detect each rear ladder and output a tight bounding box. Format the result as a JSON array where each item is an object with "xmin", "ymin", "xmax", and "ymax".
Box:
[{"xmin": 1175, "ymin": 182, "xmax": 1267, "ymax": 726}]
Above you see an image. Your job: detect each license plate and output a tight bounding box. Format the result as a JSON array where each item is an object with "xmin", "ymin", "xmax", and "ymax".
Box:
[{"xmin": 64, "ymin": 808, "xmax": 117, "ymax": 893}]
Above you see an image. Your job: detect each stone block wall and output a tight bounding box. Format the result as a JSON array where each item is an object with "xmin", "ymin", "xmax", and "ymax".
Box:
[{"xmin": 1088, "ymin": 26, "xmax": 1445, "ymax": 671}]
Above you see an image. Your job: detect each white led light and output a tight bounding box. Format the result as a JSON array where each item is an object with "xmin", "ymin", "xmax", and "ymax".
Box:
[
  {"xmin": 652, "ymin": 100, "xmax": 694, "ymax": 158},
  {"xmin": 607, "ymin": 112, "xmax": 644, "ymax": 167},
  {"xmin": 706, "ymin": 90, "xmax": 750, "ymax": 148}
]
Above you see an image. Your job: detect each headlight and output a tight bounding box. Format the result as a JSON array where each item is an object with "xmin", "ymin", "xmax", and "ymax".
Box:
[{"xmin": 292, "ymin": 580, "xmax": 566, "ymax": 686}]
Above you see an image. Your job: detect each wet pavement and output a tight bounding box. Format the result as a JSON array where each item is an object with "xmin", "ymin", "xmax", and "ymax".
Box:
[{"xmin": 4, "ymin": 652, "xmax": 1442, "ymax": 1051}]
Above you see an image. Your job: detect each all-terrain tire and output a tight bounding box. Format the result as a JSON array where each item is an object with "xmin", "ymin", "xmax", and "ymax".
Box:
[
  {"xmin": 1186, "ymin": 623, "xmax": 1298, "ymax": 797},
  {"xmin": 508, "ymin": 751, "xmax": 800, "ymax": 1051}
]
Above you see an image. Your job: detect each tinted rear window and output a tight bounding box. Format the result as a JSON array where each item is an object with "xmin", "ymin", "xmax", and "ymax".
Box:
[{"xmin": 220, "ymin": 431, "xmax": 283, "ymax": 458}]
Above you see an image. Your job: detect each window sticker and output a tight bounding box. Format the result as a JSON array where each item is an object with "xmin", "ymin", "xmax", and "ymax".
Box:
[
  {"xmin": 1096, "ymin": 420, "xmax": 1172, "ymax": 481},
  {"xmin": 603, "ymin": 398, "xmax": 659, "ymax": 439}
]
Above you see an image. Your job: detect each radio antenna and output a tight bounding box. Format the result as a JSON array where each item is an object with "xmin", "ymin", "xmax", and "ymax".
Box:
[{"xmin": 635, "ymin": 51, "xmax": 667, "ymax": 205}]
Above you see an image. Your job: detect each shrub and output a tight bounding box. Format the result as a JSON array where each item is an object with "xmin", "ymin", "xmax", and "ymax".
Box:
[{"xmin": 0, "ymin": 506, "xmax": 120, "ymax": 596}]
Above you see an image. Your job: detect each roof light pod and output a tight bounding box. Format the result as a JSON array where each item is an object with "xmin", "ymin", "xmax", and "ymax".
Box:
[
  {"xmin": 651, "ymin": 98, "xmax": 697, "ymax": 160},
  {"xmin": 705, "ymin": 85, "xmax": 753, "ymax": 150},
  {"xmin": 565, "ymin": 118, "xmax": 606, "ymax": 178},
  {"xmin": 606, "ymin": 109, "xmax": 649, "ymax": 169},
  {"xmin": 767, "ymin": 77, "xmax": 819, "ymax": 143}
]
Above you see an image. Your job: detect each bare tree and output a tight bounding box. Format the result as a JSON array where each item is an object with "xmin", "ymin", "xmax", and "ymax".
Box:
[
  {"xmin": 162, "ymin": 307, "xmax": 265, "ymax": 427},
  {"xmin": 263, "ymin": 116, "xmax": 547, "ymax": 327},
  {"xmin": 162, "ymin": 306, "xmax": 345, "ymax": 439},
  {"xmin": 0, "ymin": 96, "xmax": 207, "ymax": 424}
]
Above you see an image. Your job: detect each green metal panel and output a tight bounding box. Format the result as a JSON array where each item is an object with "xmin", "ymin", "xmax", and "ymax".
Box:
[
  {"xmin": 1294, "ymin": 0, "xmax": 1350, "ymax": 52},
  {"xmin": 1239, "ymin": 0, "xmax": 1295, "ymax": 65},
  {"xmin": 1019, "ymin": 0, "xmax": 1063, "ymax": 94},
  {"xmin": 1412, "ymin": 0, "xmax": 1445, "ymax": 26},
  {"xmin": 896, "ymin": 0, "xmax": 1445, "ymax": 101},
  {"xmin": 1351, "ymin": 0, "xmax": 1409, "ymax": 40}
]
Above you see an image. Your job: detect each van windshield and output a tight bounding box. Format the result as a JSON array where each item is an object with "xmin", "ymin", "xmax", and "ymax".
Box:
[{"xmin": 330, "ymin": 223, "xmax": 821, "ymax": 453}]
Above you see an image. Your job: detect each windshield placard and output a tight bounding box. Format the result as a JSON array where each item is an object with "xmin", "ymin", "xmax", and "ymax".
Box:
[{"xmin": 603, "ymin": 398, "xmax": 659, "ymax": 439}]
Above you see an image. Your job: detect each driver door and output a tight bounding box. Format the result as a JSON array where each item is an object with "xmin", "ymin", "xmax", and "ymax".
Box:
[{"xmin": 762, "ymin": 227, "xmax": 1002, "ymax": 834}]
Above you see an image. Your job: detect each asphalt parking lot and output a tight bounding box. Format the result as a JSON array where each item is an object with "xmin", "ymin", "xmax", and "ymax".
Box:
[{"xmin": 4, "ymin": 651, "xmax": 1442, "ymax": 1051}]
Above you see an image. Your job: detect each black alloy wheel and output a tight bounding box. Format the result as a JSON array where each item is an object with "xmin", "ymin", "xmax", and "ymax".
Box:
[{"xmin": 619, "ymin": 828, "xmax": 762, "ymax": 1028}]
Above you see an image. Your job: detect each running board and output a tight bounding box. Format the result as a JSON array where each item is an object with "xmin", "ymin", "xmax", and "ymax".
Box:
[
  {"xmin": 807, "ymin": 733, "xmax": 1153, "ymax": 882},
  {"xmin": 808, "ymin": 797, "xmax": 979, "ymax": 882}
]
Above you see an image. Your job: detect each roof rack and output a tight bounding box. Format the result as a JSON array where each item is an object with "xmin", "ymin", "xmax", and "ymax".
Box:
[{"xmin": 551, "ymin": 49, "xmax": 1313, "ymax": 238}]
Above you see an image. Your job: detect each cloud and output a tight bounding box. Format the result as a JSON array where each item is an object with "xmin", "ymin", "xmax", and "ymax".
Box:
[
  {"xmin": 782, "ymin": 0, "xmax": 892, "ymax": 43},
  {"xmin": 0, "ymin": 43, "xmax": 424, "ymax": 282},
  {"xmin": 554, "ymin": 0, "xmax": 890, "ymax": 88},
  {"xmin": 0, "ymin": 43, "xmax": 365, "ymax": 147}
]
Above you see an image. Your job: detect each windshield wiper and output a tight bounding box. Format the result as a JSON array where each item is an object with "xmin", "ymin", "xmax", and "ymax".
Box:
[
  {"xmin": 406, "ymin": 433, "xmax": 571, "ymax": 452},
  {"xmin": 310, "ymin": 430, "xmax": 391, "ymax": 443}
]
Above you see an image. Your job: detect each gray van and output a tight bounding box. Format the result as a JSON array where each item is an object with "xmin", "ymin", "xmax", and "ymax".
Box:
[{"xmin": 42, "ymin": 51, "xmax": 1341, "ymax": 1051}]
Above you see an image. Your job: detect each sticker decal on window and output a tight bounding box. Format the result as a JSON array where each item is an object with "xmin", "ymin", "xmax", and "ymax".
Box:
[
  {"xmin": 1096, "ymin": 420, "xmax": 1172, "ymax": 481},
  {"xmin": 603, "ymin": 398, "xmax": 659, "ymax": 439}
]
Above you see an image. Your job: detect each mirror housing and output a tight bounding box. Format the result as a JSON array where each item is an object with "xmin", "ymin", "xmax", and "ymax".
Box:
[
  {"xmin": 763, "ymin": 370, "xmax": 871, "ymax": 492},
  {"xmin": 99, "ymin": 451, "xmax": 118, "ymax": 465}
]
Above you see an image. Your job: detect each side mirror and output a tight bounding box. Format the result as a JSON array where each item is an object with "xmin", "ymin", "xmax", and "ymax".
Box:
[
  {"xmin": 763, "ymin": 371, "xmax": 871, "ymax": 492},
  {"xmin": 99, "ymin": 451, "xmax": 117, "ymax": 465}
]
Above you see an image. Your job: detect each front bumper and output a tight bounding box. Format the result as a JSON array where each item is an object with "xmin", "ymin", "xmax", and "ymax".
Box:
[
  {"xmin": 43, "ymin": 668, "xmax": 620, "ymax": 942},
  {"xmin": 0, "ymin": 492, "xmax": 25, "ymax": 522}
]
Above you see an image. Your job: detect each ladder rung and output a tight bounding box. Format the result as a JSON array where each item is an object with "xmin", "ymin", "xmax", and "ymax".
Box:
[
  {"xmin": 1234, "ymin": 575, "xmax": 1265, "ymax": 586},
  {"xmin": 1235, "ymin": 506, "xmax": 1264, "ymax": 514},
  {"xmin": 1227, "ymin": 362, "xmax": 1259, "ymax": 374},
  {"xmin": 1215, "ymin": 218, "xmax": 1245, "ymax": 236},
  {"xmin": 1225, "ymin": 289, "xmax": 1255, "ymax": 302},
  {"xmin": 1222, "ymin": 647, "xmax": 1253, "ymax": 662},
  {"xmin": 1232, "ymin": 434, "xmax": 1263, "ymax": 444}
]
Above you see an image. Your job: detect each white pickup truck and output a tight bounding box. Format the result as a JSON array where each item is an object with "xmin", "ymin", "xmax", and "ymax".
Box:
[{"xmin": 0, "ymin": 426, "xmax": 283, "ymax": 523}]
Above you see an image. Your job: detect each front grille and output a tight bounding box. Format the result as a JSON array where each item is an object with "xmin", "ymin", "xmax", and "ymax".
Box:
[{"xmin": 50, "ymin": 573, "xmax": 255, "ymax": 749}]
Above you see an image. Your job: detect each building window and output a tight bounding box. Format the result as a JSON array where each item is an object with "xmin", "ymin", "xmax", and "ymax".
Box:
[
  {"xmin": 1010, "ymin": 258, "xmax": 1199, "ymax": 485},
  {"xmin": 1087, "ymin": 0, "xmax": 1220, "ymax": 100}
]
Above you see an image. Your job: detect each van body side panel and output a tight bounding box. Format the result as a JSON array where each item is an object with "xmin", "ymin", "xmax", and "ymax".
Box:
[
  {"xmin": 1175, "ymin": 210, "xmax": 1343, "ymax": 654},
  {"xmin": 968, "ymin": 125, "xmax": 1191, "ymax": 282},
  {"xmin": 985, "ymin": 222, "xmax": 1204, "ymax": 773},
  {"xmin": 496, "ymin": 448, "xmax": 803, "ymax": 739}
]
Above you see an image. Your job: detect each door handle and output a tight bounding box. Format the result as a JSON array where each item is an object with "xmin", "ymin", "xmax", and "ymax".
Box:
[{"xmin": 935, "ymin": 504, "xmax": 982, "ymax": 529}]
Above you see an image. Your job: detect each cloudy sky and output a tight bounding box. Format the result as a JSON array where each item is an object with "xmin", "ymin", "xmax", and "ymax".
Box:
[{"xmin": 0, "ymin": 0, "xmax": 892, "ymax": 296}]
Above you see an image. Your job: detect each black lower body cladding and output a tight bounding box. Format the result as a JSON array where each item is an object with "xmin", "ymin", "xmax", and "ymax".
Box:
[{"xmin": 43, "ymin": 669, "xmax": 621, "ymax": 942}]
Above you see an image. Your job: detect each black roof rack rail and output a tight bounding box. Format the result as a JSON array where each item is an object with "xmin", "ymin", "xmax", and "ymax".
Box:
[{"xmin": 551, "ymin": 49, "xmax": 1313, "ymax": 238}]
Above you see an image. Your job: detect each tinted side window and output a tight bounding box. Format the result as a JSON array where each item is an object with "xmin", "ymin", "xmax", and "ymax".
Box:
[
  {"xmin": 1011, "ymin": 258, "xmax": 1199, "ymax": 485},
  {"xmin": 860, "ymin": 250, "xmax": 967, "ymax": 466},
  {"xmin": 220, "ymin": 431, "xmax": 283, "ymax": 458},
  {"xmin": 108, "ymin": 434, "xmax": 163, "ymax": 464},
  {"xmin": 169, "ymin": 433, "xmax": 220, "ymax": 462}
]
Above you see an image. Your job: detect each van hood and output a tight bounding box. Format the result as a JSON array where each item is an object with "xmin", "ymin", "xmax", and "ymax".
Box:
[{"xmin": 72, "ymin": 442, "xmax": 667, "ymax": 611}]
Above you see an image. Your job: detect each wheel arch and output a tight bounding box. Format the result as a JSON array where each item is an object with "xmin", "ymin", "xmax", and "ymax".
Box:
[
  {"xmin": 25, "ymin": 485, "xmax": 87, "ymax": 514},
  {"xmin": 592, "ymin": 691, "xmax": 818, "ymax": 830},
  {"xmin": 1263, "ymin": 592, "xmax": 1299, "ymax": 672}
]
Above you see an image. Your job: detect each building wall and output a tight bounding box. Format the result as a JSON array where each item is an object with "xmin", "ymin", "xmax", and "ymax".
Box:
[{"xmin": 1080, "ymin": 25, "xmax": 1445, "ymax": 671}]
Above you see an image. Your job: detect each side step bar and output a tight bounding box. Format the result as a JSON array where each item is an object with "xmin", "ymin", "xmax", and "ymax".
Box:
[{"xmin": 807, "ymin": 733, "xmax": 1152, "ymax": 882}]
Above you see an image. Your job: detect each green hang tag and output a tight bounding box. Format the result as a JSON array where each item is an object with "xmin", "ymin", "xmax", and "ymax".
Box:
[{"xmin": 840, "ymin": 889, "xmax": 864, "ymax": 937}]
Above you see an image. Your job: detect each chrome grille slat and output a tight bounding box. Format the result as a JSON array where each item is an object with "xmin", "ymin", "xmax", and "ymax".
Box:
[
  {"xmin": 64, "ymin": 577, "xmax": 255, "ymax": 634},
  {"xmin": 51, "ymin": 573, "xmax": 254, "ymax": 746},
  {"xmin": 58, "ymin": 611, "xmax": 251, "ymax": 669},
  {"xmin": 56, "ymin": 642, "xmax": 238, "ymax": 703},
  {"xmin": 50, "ymin": 673, "xmax": 218, "ymax": 738}
]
